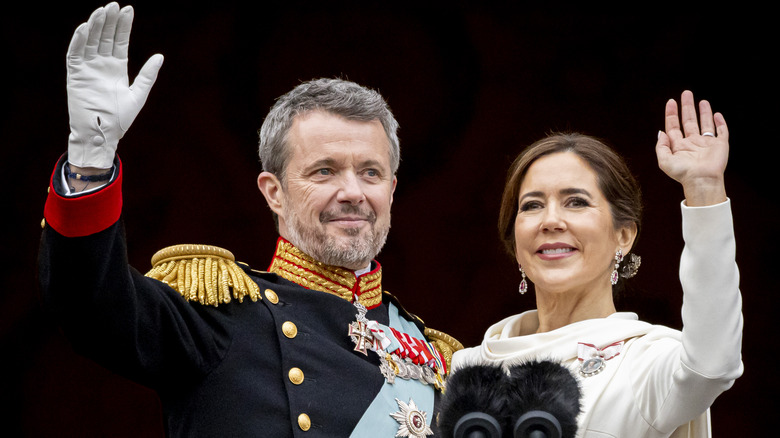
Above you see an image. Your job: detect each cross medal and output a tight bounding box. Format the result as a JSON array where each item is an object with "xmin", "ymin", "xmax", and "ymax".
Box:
[{"xmin": 348, "ymin": 299, "xmax": 374, "ymax": 355}]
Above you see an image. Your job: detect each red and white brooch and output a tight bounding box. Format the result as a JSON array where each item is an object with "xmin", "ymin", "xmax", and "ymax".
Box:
[{"xmin": 577, "ymin": 340, "xmax": 624, "ymax": 377}]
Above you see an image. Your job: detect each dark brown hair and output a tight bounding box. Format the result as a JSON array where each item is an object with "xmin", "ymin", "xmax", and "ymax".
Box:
[{"xmin": 498, "ymin": 132, "xmax": 643, "ymax": 256}]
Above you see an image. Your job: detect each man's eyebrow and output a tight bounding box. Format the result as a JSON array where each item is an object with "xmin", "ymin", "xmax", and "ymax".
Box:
[
  {"xmin": 303, "ymin": 158, "xmax": 388, "ymax": 171},
  {"xmin": 302, "ymin": 158, "xmax": 338, "ymax": 172},
  {"xmin": 358, "ymin": 159, "xmax": 386, "ymax": 169}
]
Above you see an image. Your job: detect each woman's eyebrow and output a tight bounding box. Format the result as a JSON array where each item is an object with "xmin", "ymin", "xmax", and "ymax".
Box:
[{"xmin": 519, "ymin": 187, "xmax": 592, "ymax": 203}]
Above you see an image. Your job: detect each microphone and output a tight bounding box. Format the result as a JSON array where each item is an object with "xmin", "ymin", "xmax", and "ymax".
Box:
[
  {"xmin": 505, "ymin": 360, "xmax": 581, "ymax": 438},
  {"xmin": 437, "ymin": 364, "xmax": 511, "ymax": 438},
  {"xmin": 437, "ymin": 360, "xmax": 581, "ymax": 438}
]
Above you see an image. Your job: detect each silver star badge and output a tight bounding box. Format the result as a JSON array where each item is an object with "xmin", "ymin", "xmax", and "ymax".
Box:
[{"xmin": 390, "ymin": 398, "xmax": 433, "ymax": 438}]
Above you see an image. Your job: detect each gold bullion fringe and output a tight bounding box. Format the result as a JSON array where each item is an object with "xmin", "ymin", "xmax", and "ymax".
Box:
[
  {"xmin": 424, "ymin": 328, "xmax": 464, "ymax": 376},
  {"xmin": 145, "ymin": 244, "xmax": 261, "ymax": 306}
]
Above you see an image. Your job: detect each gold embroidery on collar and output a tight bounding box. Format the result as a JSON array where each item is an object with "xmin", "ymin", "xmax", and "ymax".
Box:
[
  {"xmin": 269, "ymin": 239, "xmax": 383, "ymax": 308},
  {"xmin": 271, "ymin": 258, "xmax": 352, "ymax": 298}
]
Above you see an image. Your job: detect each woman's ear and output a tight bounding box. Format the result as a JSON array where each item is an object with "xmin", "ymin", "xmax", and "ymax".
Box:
[{"xmin": 616, "ymin": 222, "xmax": 638, "ymax": 254}]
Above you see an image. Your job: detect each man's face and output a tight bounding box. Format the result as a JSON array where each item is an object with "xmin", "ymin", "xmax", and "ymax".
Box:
[{"xmin": 266, "ymin": 110, "xmax": 397, "ymax": 270}]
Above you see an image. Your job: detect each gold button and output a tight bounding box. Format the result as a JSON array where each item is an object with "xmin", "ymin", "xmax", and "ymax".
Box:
[
  {"xmin": 264, "ymin": 288, "xmax": 279, "ymax": 304},
  {"xmin": 41, "ymin": 218, "xmax": 46, "ymax": 229},
  {"xmin": 298, "ymin": 413, "xmax": 311, "ymax": 431},
  {"xmin": 282, "ymin": 321, "xmax": 298, "ymax": 338},
  {"xmin": 288, "ymin": 367, "xmax": 304, "ymax": 385}
]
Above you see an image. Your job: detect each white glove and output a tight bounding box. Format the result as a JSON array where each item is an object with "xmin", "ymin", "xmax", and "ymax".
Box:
[{"xmin": 67, "ymin": 2, "xmax": 163, "ymax": 169}]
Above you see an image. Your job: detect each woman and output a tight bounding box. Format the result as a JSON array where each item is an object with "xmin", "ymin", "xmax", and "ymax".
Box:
[{"xmin": 450, "ymin": 91, "xmax": 743, "ymax": 438}]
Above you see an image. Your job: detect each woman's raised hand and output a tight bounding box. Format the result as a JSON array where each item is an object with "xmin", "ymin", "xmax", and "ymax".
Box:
[{"xmin": 656, "ymin": 90, "xmax": 729, "ymax": 206}]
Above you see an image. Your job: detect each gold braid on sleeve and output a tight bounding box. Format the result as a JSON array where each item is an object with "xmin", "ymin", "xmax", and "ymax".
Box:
[
  {"xmin": 424, "ymin": 328, "xmax": 464, "ymax": 376},
  {"xmin": 145, "ymin": 244, "xmax": 262, "ymax": 306}
]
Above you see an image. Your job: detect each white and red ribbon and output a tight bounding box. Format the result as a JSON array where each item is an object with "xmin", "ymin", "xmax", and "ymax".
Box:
[
  {"xmin": 366, "ymin": 320, "xmax": 392, "ymax": 351},
  {"xmin": 577, "ymin": 340, "xmax": 624, "ymax": 362}
]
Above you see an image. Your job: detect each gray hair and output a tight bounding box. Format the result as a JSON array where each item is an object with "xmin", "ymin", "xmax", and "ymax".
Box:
[{"xmin": 258, "ymin": 78, "xmax": 401, "ymax": 184}]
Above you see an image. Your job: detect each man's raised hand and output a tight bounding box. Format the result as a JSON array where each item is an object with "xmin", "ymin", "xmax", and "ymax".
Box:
[{"xmin": 67, "ymin": 2, "xmax": 163, "ymax": 169}]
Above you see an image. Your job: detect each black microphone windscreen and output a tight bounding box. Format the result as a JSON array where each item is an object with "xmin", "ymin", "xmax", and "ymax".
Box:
[
  {"xmin": 506, "ymin": 360, "xmax": 581, "ymax": 438},
  {"xmin": 437, "ymin": 363, "xmax": 509, "ymax": 437},
  {"xmin": 437, "ymin": 360, "xmax": 581, "ymax": 438}
]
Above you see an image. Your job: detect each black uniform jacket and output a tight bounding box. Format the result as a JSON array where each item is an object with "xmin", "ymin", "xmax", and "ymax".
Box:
[{"xmin": 38, "ymin": 155, "xmax": 454, "ymax": 437}]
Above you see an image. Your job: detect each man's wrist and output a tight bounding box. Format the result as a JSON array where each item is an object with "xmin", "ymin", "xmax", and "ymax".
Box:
[
  {"xmin": 64, "ymin": 163, "xmax": 113, "ymax": 194},
  {"xmin": 66, "ymin": 163, "xmax": 112, "ymax": 177}
]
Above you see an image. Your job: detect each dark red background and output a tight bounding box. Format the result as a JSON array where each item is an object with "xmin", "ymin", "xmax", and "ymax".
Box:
[{"xmin": 3, "ymin": 1, "xmax": 775, "ymax": 436}]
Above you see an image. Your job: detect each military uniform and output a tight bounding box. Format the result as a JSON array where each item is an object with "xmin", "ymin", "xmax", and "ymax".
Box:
[{"xmin": 39, "ymin": 155, "xmax": 461, "ymax": 437}]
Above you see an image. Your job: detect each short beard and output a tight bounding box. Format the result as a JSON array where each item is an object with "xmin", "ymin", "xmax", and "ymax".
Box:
[{"xmin": 284, "ymin": 203, "xmax": 390, "ymax": 270}]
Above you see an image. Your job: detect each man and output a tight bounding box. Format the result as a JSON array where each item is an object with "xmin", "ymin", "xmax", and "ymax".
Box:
[{"xmin": 39, "ymin": 3, "xmax": 460, "ymax": 437}]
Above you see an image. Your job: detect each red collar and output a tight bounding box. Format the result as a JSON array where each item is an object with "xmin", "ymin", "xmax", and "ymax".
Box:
[{"xmin": 267, "ymin": 237, "xmax": 383, "ymax": 309}]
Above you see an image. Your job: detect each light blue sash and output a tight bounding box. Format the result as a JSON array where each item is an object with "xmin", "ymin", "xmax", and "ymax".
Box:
[{"xmin": 350, "ymin": 303, "xmax": 435, "ymax": 436}]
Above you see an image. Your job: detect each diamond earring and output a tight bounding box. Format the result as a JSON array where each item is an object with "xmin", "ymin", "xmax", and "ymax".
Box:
[
  {"xmin": 621, "ymin": 253, "xmax": 641, "ymax": 279},
  {"xmin": 519, "ymin": 266, "xmax": 528, "ymax": 294},
  {"xmin": 611, "ymin": 250, "xmax": 624, "ymax": 286}
]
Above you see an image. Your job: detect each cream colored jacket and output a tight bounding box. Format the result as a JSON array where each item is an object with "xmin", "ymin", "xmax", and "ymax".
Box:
[{"xmin": 452, "ymin": 201, "xmax": 743, "ymax": 438}]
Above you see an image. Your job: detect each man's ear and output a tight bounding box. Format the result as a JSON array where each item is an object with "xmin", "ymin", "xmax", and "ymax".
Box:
[
  {"xmin": 390, "ymin": 175, "xmax": 397, "ymax": 205},
  {"xmin": 257, "ymin": 171, "xmax": 284, "ymax": 216}
]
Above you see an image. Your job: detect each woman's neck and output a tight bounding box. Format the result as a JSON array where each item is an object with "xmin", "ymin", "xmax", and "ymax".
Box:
[{"xmin": 533, "ymin": 286, "xmax": 616, "ymax": 333}]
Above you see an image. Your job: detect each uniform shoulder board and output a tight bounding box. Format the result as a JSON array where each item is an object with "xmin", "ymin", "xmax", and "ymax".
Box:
[
  {"xmin": 424, "ymin": 327, "xmax": 464, "ymax": 376},
  {"xmin": 145, "ymin": 244, "xmax": 262, "ymax": 306}
]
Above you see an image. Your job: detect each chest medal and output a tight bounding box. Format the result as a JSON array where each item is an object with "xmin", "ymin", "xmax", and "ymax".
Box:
[{"xmin": 577, "ymin": 341, "xmax": 624, "ymax": 377}]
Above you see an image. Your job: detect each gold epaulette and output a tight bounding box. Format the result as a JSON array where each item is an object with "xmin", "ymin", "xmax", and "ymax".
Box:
[
  {"xmin": 144, "ymin": 244, "xmax": 262, "ymax": 306},
  {"xmin": 424, "ymin": 328, "xmax": 464, "ymax": 375}
]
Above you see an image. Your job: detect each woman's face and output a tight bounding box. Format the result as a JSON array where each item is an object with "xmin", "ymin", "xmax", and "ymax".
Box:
[{"xmin": 514, "ymin": 152, "xmax": 635, "ymax": 296}]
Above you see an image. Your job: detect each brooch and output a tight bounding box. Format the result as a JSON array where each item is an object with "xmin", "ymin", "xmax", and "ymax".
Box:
[{"xmin": 577, "ymin": 341, "xmax": 624, "ymax": 377}]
